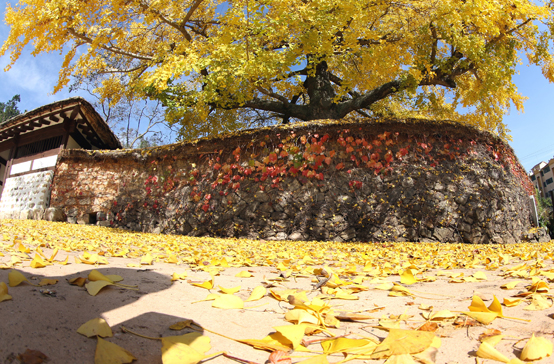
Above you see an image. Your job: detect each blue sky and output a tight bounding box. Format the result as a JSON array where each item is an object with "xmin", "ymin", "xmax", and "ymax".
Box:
[{"xmin": 1, "ymin": 3, "xmax": 553, "ymax": 171}]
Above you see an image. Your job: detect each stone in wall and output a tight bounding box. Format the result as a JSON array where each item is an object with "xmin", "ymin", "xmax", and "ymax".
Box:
[
  {"xmin": 50, "ymin": 119, "xmax": 542, "ymax": 243},
  {"xmin": 0, "ymin": 171, "xmax": 54, "ymax": 215}
]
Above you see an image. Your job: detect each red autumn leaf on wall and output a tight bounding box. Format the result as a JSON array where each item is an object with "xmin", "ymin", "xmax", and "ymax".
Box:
[
  {"xmin": 336, "ymin": 163, "xmax": 344, "ymax": 170},
  {"xmin": 202, "ymin": 204, "xmax": 209, "ymax": 212},
  {"xmin": 370, "ymin": 152, "xmax": 379, "ymax": 161},
  {"xmin": 373, "ymin": 139, "xmax": 382, "ymax": 146},
  {"xmin": 329, "ymin": 150, "xmax": 336, "ymax": 158},
  {"xmin": 346, "ymin": 146, "xmax": 354, "ymax": 153},
  {"xmin": 316, "ymin": 173, "xmax": 324, "ymax": 180},
  {"xmin": 346, "ymin": 136, "xmax": 354, "ymax": 143},
  {"xmin": 213, "ymin": 163, "xmax": 221, "ymax": 170},
  {"xmin": 321, "ymin": 134, "xmax": 329, "ymax": 143},
  {"xmin": 300, "ymin": 136, "xmax": 307, "ymax": 144},
  {"xmin": 385, "ymin": 139, "xmax": 394, "ymax": 146},
  {"xmin": 312, "ymin": 144, "xmax": 323, "ymax": 154},
  {"xmin": 280, "ymin": 150, "xmax": 288, "ymax": 158},
  {"xmin": 385, "ymin": 150, "xmax": 394, "ymax": 163},
  {"xmin": 325, "ymin": 157, "xmax": 332, "ymax": 165},
  {"xmin": 361, "ymin": 155, "xmax": 369, "ymax": 162}
]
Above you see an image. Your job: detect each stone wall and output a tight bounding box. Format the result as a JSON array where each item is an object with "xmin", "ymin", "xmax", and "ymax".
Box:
[{"xmin": 50, "ymin": 119, "xmax": 544, "ymax": 243}]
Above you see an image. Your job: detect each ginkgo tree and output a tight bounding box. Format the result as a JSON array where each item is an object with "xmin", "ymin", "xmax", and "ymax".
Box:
[{"xmin": 2, "ymin": 0, "xmax": 554, "ymax": 139}]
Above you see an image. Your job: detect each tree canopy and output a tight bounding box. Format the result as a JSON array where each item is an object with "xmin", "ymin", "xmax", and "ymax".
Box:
[
  {"xmin": 0, "ymin": 94, "xmax": 21, "ymax": 123},
  {"xmin": 2, "ymin": 0, "xmax": 554, "ymax": 139}
]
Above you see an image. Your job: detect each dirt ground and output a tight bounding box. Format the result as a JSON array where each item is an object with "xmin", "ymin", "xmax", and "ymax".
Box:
[{"xmin": 0, "ymin": 220, "xmax": 553, "ymax": 364}]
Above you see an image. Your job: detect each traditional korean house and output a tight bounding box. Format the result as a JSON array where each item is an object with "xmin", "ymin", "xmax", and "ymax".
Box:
[{"xmin": 0, "ymin": 97, "xmax": 121, "ymax": 217}]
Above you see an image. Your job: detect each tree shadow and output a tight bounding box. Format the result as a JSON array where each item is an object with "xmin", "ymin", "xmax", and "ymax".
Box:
[{"xmin": 0, "ymin": 267, "xmax": 202, "ymax": 363}]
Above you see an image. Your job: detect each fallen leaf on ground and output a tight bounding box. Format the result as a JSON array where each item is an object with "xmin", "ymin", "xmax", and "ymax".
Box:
[
  {"xmin": 236, "ymin": 271, "xmax": 253, "ymax": 278},
  {"xmin": 218, "ymin": 285, "xmax": 241, "ymax": 294},
  {"xmin": 169, "ymin": 320, "xmax": 192, "ymax": 330},
  {"xmin": 268, "ymin": 350, "xmax": 292, "ymax": 364},
  {"xmin": 0, "ymin": 282, "xmax": 12, "ymax": 302},
  {"xmin": 140, "ymin": 253, "xmax": 153, "ymax": 265},
  {"xmin": 476, "ymin": 341, "xmax": 509, "ymax": 362},
  {"xmin": 8, "ymin": 270, "xmax": 30, "ymax": 287},
  {"xmin": 161, "ymin": 332, "xmax": 211, "ymax": 364},
  {"xmin": 68, "ymin": 277, "xmax": 87, "ymax": 287},
  {"xmin": 86, "ymin": 280, "xmax": 114, "ymax": 296},
  {"xmin": 30, "ymin": 254, "xmax": 48, "ymax": 268},
  {"xmin": 479, "ymin": 329, "xmax": 502, "ymax": 342},
  {"xmin": 171, "ymin": 272, "xmax": 187, "ymax": 281},
  {"xmin": 371, "ymin": 329, "xmax": 436, "ymax": 359},
  {"xmin": 246, "ymin": 286, "xmax": 266, "ymax": 302},
  {"xmin": 212, "ymin": 294, "xmax": 244, "ymax": 309},
  {"xmin": 77, "ymin": 318, "xmax": 113, "ymax": 338},
  {"xmin": 95, "ymin": 337, "xmax": 136, "ymax": 364},
  {"xmin": 191, "ymin": 275, "xmax": 214, "ymax": 290},
  {"xmin": 521, "ymin": 333, "xmax": 553, "ymax": 361},
  {"xmin": 38, "ymin": 278, "xmax": 58, "ymax": 286},
  {"xmin": 16, "ymin": 349, "xmax": 48, "ymax": 364}
]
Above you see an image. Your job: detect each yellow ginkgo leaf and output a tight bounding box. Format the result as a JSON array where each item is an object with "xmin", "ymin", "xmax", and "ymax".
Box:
[
  {"xmin": 38, "ymin": 279, "xmax": 58, "ymax": 286},
  {"xmin": 294, "ymin": 355, "xmax": 330, "ymax": 364},
  {"xmin": 161, "ymin": 341, "xmax": 206, "ymax": 364},
  {"xmin": 462, "ymin": 311, "xmax": 498, "ymax": 325},
  {"xmin": 95, "ymin": 337, "xmax": 136, "ymax": 364},
  {"xmin": 375, "ymin": 282, "xmax": 394, "ymax": 290},
  {"xmin": 162, "ymin": 332, "xmax": 212, "ymax": 358},
  {"xmin": 321, "ymin": 337, "xmax": 376, "ymax": 354},
  {"xmin": 89, "ymin": 270, "xmax": 114, "ymax": 283},
  {"xmin": 273, "ymin": 325, "xmax": 307, "ymax": 350},
  {"xmin": 218, "ymin": 285, "xmax": 241, "ymax": 294},
  {"xmin": 523, "ymin": 295, "xmax": 553, "ymax": 311},
  {"xmin": 238, "ymin": 337, "xmax": 291, "ymax": 352},
  {"xmin": 30, "ymin": 254, "xmax": 48, "ymax": 268},
  {"xmin": 171, "ymin": 272, "xmax": 187, "ymax": 281},
  {"xmin": 56, "ymin": 256, "xmax": 69, "ymax": 265},
  {"xmin": 77, "ymin": 318, "xmax": 113, "ymax": 338},
  {"xmin": 68, "ymin": 277, "xmax": 87, "ymax": 287},
  {"xmin": 503, "ymin": 298, "xmax": 522, "ymax": 307},
  {"xmin": 472, "ymin": 271, "xmax": 487, "ymax": 280},
  {"xmin": 8, "ymin": 270, "xmax": 29, "ymax": 287},
  {"xmin": 48, "ymin": 248, "xmax": 59, "ymax": 262},
  {"xmin": 332, "ymin": 288, "xmax": 359, "ymax": 300},
  {"xmin": 521, "ymin": 333, "xmax": 553, "ymax": 361},
  {"xmin": 17, "ymin": 243, "xmax": 30, "ymax": 253},
  {"xmin": 371, "ymin": 329, "xmax": 435, "ymax": 359},
  {"xmin": 169, "ymin": 320, "xmax": 192, "ymax": 330},
  {"xmin": 400, "ymin": 269, "xmax": 417, "ymax": 285},
  {"xmin": 383, "ymin": 354, "xmax": 417, "ymax": 364},
  {"xmin": 105, "ymin": 275, "xmax": 124, "ymax": 283},
  {"xmin": 235, "ymin": 271, "xmax": 253, "ymax": 278},
  {"xmin": 246, "ymin": 286, "xmax": 266, "ymax": 302},
  {"xmin": 86, "ymin": 280, "xmax": 114, "ymax": 296},
  {"xmin": 469, "ymin": 295, "xmax": 503, "ymax": 317},
  {"xmin": 426, "ymin": 310, "xmax": 456, "ymax": 321},
  {"xmin": 191, "ymin": 275, "xmax": 214, "ymax": 290},
  {"xmin": 140, "ymin": 253, "xmax": 153, "ymax": 265},
  {"xmin": 0, "ymin": 282, "xmax": 13, "ymax": 302},
  {"xmin": 212, "ymin": 294, "xmax": 244, "ymax": 309},
  {"xmin": 500, "ymin": 280, "xmax": 522, "ymax": 290},
  {"xmin": 476, "ymin": 341, "xmax": 509, "ymax": 363},
  {"xmin": 285, "ymin": 309, "xmax": 319, "ymax": 325},
  {"xmin": 166, "ymin": 255, "xmax": 179, "ymax": 264}
]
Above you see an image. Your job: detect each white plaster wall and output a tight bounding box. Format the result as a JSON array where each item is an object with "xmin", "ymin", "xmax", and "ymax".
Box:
[{"xmin": 0, "ymin": 171, "xmax": 54, "ymax": 212}]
